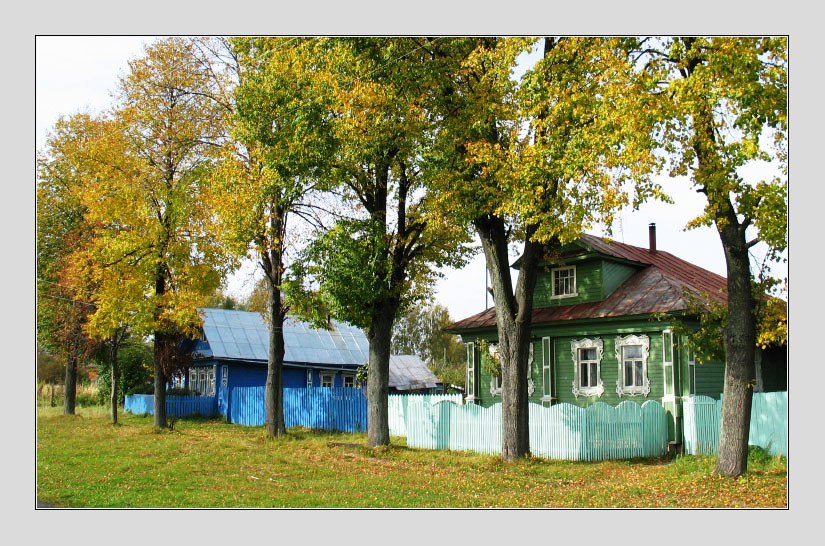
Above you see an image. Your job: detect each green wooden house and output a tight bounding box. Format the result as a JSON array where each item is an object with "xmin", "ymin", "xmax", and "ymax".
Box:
[{"xmin": 446, "ymin": 225, "xmax": 787, "ymax": 445}]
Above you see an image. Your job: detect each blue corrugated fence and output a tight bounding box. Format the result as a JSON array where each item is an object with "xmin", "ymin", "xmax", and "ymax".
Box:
[
  {"xmin": 124, "ymin": 394, "xmax": 217, "ymax": 418},
  {"xmin": 230, "ymin": 386, "xmax": 368, "ymax": 432}
]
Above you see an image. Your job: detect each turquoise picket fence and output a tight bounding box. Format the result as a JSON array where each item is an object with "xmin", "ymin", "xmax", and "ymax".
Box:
[
  {"xmin": 399, "ymin": 399, "xmax": 669, "ymax": 461},
  {"xmin": 230, "ymin": 386, "xmax": 368, "ymax": 432},
  {"xmin": 682, "ymin": 391, "xmax": 787, "ymax": 457},
  {"xmin": 124, "ymin": 394, "xmax": 217, "ymax": 418},
  {"xmin": 388, "ymin": 393, "xmax": 464, "ymax": 437}
]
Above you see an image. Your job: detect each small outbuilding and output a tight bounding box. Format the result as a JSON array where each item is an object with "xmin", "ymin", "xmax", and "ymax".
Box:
[{"xmin": 389, "ymin": 354, "xmax": 441, "ymax": 394}]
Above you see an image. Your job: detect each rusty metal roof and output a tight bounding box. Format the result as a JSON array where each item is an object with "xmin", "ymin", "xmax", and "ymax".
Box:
[{"xmin": 448, "ymin": 234, "xmax": 728, "ymax": 332}]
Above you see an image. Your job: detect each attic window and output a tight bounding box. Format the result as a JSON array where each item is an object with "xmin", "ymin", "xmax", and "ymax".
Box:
[{"xmin": 552, "ymin": 266, "xmax": 577, "ymax": 298}]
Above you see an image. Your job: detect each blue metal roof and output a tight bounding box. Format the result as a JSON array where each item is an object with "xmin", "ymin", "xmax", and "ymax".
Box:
[{"xmin": 198, "ymin": 308, "xmax": 369, "ymax": 367}]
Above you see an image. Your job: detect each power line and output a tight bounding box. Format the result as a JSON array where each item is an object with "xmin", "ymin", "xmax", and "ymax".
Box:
[{"xmin": 37, "ymin": 292, "xmax": 96, "ymax": 308}]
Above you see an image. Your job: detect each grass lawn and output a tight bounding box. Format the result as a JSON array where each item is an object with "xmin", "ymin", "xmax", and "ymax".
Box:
[{"xmin": 36, "ymin": 406, "xmax": 787, "ymax": 508}]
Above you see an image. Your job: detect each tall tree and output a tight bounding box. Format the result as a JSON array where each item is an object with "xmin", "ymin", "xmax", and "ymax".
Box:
[
  {"xmin": 428, "ymin": 37, "xmax": 662, "ymax": 460},
  {"xmin": 294, "ymin": 38, "xmax": 471, "ymax": 447},
  {"xmin": 73, "ymin": 38, "xmax": 230, "ymax": 429},
  {"xmin": 37, "ymin": 113, "xmax": 106, "ymax": 415},
  {"xmin": 647, "ymin": 37, "xmax": 787, "ymax": 477},
  {"xmin": 208, "ymin": 37, "xmax": 336, "ymax": 437}
]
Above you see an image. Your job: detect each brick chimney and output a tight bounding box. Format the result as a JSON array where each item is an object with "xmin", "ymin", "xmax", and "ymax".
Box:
[{"xmin": 648, "ymin": 223, "xmax": 657, "ymax": 253}]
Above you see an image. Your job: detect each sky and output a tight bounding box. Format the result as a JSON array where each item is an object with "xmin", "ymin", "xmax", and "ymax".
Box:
[{"xmin": 35, "ymin": 35, "xmax": 788, "ymax": 323}]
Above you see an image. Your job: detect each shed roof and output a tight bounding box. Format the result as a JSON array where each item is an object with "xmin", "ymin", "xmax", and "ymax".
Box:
[
  {"xmin": 447, "ymin": 233, "xmax": 728, "ymax": 332},
  {"xmin": 389, "ymin": 354, "xmax": 440, "ymax": 391},
  {"xmin": 197, "ymin": 308, "xmax": 369, "ymax": 367}
]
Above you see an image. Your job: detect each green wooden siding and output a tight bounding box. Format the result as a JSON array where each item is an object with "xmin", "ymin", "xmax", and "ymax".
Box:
[
  {"xmin": 462, "ymin": 320, "xmax": 729, "ymax": 444},
  {"xmin": 534, "ymin": 260, "xmax": 603, "ymax": 308},
  {"xmin": 601, "ymin": 260, "xmax": 637, "ymax": 298},
  {"xmin": 552, "ymin": 332, "xmax": 666, "ymax": 407},
  {"xmin": 694, "ymin": 358, "xmax": 725, "ymax": 398}
]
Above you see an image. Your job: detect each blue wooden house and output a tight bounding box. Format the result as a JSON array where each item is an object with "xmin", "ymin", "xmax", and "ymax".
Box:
[{"xmin": 185, "ymin": 308, "xmax": 370, "ymax": 419}]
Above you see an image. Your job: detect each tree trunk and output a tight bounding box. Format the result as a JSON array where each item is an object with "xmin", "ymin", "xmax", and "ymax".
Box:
[
  {"xmin": 475, "ymin": 216, "xmax": 542, "ymax": 461},
  {"xmin": 261, "ymin": 206, "xmax": 288, "ymax": 438},
  {"xmin": 690, "ymin": 92, "xmax": 757, "ymax": 478},
  {"xmin": 153, "ymin": 332, "xmax": 168, "ymax": 429},
  {"xmin": 110, "ymin": 340, "xmax": 119, "ymax": 425},
  {"xmin": 265, "ymin": 280, "xmax": 286, "ymax": 438},
  {"xmin": 153, "ymin": 264, "xmax": 168, "ymax": 429},
  {"xmin": 63, "ymin": 351, "xmax": 77, "ymax": 415},
  {"xmin": 714, "ymin": 224, "xmax": 756, "ymax": 477},
  {"xmin": 367, "ymin": 300, "xmax": 397, "ymax": 447}
]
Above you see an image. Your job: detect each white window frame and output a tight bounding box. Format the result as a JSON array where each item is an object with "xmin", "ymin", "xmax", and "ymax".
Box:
[
  {"xmin": 198, "ymin": 370, "xmax": 207, "ymax": 395},
  {"xmin": 551, "ymin": 266, "xmax": 577, "ymax": 299},
  {"xmin": 307, "ymin": 369, "xmax": 313, "ymax": 388},
  {"xmin": 465, "ymin": 342, "xmax": 477, "ymax": 403},
  {"xmin": 221, "ymin": 365, "xmax": 229, "ymax": 389},
  {"xmin": 615, "ymin": 334, "xmax": 651, "ymax": 397},
  {"xmin": 189, "ymin": 369, "xmax": 197, "ymax": 391},
  {"xmin": 206, "ymin": 367, "xmax": 216, "ymax": 396},
  {"xmin": 571, "ymin": 338, "xmax": 604, "ymax": 398},
  {"xmin": 320, "ymin": 372, "xmax": 335, "ymax": 388},
  {"xmin": 662, "ymin": 330, "xmax": 675, "ymax": 401},
  {"xmin": 488, "ymin": 343, "xmax": 502, "ymax": 396},
  {"xmin": 541, "ymin": 337, "xmax": 553, "ymax": 404},
  {"xmin": 342, "ymin": 374, "xmax": 355, "ymax": 388}
]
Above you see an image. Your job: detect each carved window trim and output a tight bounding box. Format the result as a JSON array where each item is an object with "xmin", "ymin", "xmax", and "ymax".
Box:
[
  {"xmin": 487, "ymin": 343, "xmax": 535, "ymax": 397},
  {"xmin": 571, "ymin": 338, "xmax": 604, "ymax": 398},
  {"xmin": 615, "ymin": 334, "xmax": 651, "ymax": 397}
]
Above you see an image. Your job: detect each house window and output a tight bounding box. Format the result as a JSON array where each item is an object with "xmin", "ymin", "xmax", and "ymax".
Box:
[
  {"xmin": 615, "ymin": 335, "xmax": 651, "ymax": 397},
  {"xmin": 307, "ymin": 369, "xmax": 313, "ymax": 388},
  {"xmin": 541, "ymin": 337, "xmax": 553, "ymax": 404},
  {"xmin": 189, "ymin": 369, "xmax": 197, "ymax": 391},
  {"xmin": 465, "ymin": 342, "xmax": 477, "ymax": 402},
  {"xmin": 487, "ymin": 343, "xmax": 502, "ymax": 396},
  {"xmin": 571, "ymin": 338, "xmax": 604, "ymax": 398},
  {"xmin": 551, "ymin": 266, "xmax": 576, "ymax": 298},
  {"xmin": 198, "ymin": 370, "xmax": 207, "ymax": 395},
  {"xmin": 489, "ymin": 343, "xmax": 535, "ymax": 397},
  {"xmin": 342, "ymin": 374, "xmax": 355, "ymax": 388},
  {"xmin": 320, "ymin": 373, "xmax": 335, "ymax": 388},
  {"xmin": 206, "ymin": 367, "xmax": 216, "ymax": 396},
  {"xmin": 662, "ymin": 330, "xmax": 674, "ymax": 399},
  {"xmin": 221, "ymin": 365, "xmax": 228, "ymax": 389}
]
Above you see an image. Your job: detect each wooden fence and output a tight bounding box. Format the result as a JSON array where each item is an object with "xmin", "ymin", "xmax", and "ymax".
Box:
[
  {"xmin": 388, "ymin": 393, "xmax": 464, "ymax": 437},
  {"xmin": 682, "ymin": 392, "xmax": 787, "ymax": 457},
  {"xmin": 399, "ymin": 399, "xmax": 669, "ymax": 461},
  {"xmin": 124, "ymin": 394, "xmax": 217, "ymax": 418},
  {"xmin": 230, "ymin": 386, "xmax": 368, "ymax": 432}
]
